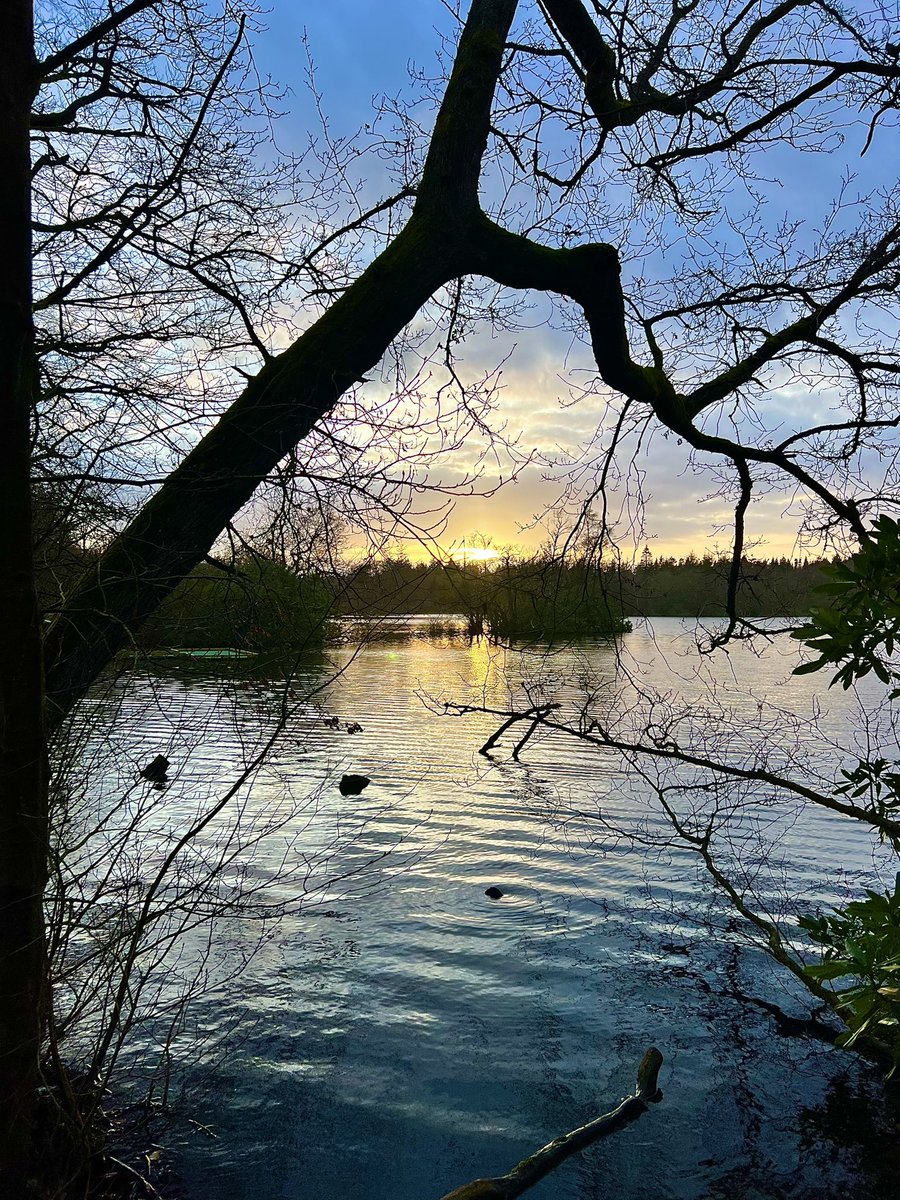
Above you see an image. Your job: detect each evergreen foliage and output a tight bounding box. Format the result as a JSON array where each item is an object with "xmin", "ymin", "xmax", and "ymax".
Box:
[
  {"xmin": 334, "ymin": 552, "xmax": 834, "ymax": 625},
  {"xmin": 138, "ymin": 558, "xmax": 331, "ymax": 653}
]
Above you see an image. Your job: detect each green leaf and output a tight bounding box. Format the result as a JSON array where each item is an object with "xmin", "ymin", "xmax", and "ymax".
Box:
[
  {"xmin": 793, "ymin": 660, "xmax": 826, "ymax": 675},
  {"xmin": 805, "ymin": 959, "xmax": 856, "ymax": 981}
]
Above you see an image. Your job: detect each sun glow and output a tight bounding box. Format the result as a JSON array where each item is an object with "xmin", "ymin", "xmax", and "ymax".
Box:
[{"xmin": 449, "ymin": 544, "xmax": 500, "ymax": 565}]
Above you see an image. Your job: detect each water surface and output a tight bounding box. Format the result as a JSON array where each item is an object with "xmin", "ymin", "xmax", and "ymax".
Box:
[{"xmin": 85, "ymin": 618, "xmax": 898, "ymax": 1200}]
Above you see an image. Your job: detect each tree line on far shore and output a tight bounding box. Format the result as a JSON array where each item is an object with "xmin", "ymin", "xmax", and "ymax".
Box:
[
  {"xmin": 335, "ymin": 550, "xmax": 834, "ymax": 629},
  {"xmin": 38, "ymin": 529, "xmax": 837, "ymax": 654},
  {"xmin": 37, "ymin": 521, "xmax": 839, "ymax": 653}
]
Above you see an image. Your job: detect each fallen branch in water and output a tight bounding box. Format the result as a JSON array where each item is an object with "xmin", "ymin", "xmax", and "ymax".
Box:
[
  {"xmin": 475, "ymin": 703, "xmax": 561, "ymax": 757},
  {"xmin": 436, "ymin": 1048, "xmax": 664, "ymax": 1200}
]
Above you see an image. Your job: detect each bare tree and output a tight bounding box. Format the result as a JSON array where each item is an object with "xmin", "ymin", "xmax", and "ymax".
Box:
[
  {"xmin": 5, "ymin": 0, "xmax": 900, "ymax": 1188},
  {"xmin": 42, "ymin": 0, "xmax": 900, "ymax": 718}
]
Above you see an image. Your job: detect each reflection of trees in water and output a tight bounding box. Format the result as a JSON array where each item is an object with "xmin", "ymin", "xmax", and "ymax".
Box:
[
  {"xmin": 635, "ymin": 937, "xmax": 891, "ymax": 1200},
  {"xmin": 798, "ymin": 1075, "xmax": 900, "ymax": 1200}
]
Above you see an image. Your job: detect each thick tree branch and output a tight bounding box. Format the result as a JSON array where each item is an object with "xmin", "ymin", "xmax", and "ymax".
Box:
[
  {"xmin": 540, "ymin": 0, "xmax": 618, "ymax": 118},
  {"xmin": 416, "ymin": 0, "xmax": 519, "ymax": 220},
  {"xmin": 44, "ymin": 0, "xmax": 520, "ymax": 722},
  {"xmin": 468, "ymin": 214, "xmax": 681, "ymax": 413},
  {"xmin": 468, "ymin": 213, "xmax": 873, "ymax": 539},
  {"xmin": 44, "ymin": 225, "xmax": 449, "ymax": 719}
]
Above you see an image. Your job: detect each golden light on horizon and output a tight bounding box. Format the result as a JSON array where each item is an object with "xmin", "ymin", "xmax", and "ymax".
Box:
[{"xmin": 449, "ymin": 544, "xmax": 500, "ymax": 564}]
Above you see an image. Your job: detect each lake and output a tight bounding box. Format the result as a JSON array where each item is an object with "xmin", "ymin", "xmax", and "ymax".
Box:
[{"xmin": 71, "ymin": 618, "xmax": 899, "ymax": 1200}]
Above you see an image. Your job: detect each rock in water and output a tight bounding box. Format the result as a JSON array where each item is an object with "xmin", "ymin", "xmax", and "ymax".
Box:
[
  {"xmin": 484, "ymin": 886, "xmax": 504, "ymax": 900},
  {"xmin": 339, "ymin": 773, "xmax": 370, "ymax": 796},
  {"xmin": 140, "ymin": 754, "xmax": 170, "ymax": 784}
]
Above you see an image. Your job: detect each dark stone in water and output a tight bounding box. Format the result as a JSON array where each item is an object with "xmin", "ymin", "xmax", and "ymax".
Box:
[
  {"xmin": 660, "ymin": 941, "xmax": 690, "ymax": 956},
  {"xmin": 484, "ymin": 886, "xmax": 504, "ymax": 900},
  {"xmin": 339, "ymin": 773, "xmax": 370, "ymax": 796},
  {"xmin": 140, "ymin": 754, "xmax": 169, "ymax": 784}
]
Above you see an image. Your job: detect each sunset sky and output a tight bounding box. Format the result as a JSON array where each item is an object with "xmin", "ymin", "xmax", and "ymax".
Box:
[{"xmin": 247, "ymin": 1, "xmax": 893, "ymax": 562}]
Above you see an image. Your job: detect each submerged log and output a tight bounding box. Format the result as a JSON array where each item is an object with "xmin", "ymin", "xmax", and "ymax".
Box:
[{"xmin": 436, "ymin": 1048, "xmax": 664, "ymax": 1200}]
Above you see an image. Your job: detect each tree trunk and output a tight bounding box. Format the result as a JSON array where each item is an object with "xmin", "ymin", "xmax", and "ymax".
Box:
[
  {"xmin": 44, "ymin": 0, "xmax": 520, "ymax": 723},
  {"xmin": 44, "ymin": 221, "xmax": 460, "ymax": 719},
  {"xmin": 0, "ymin": 0, "xmax": 48, "ymax": 1191}
]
